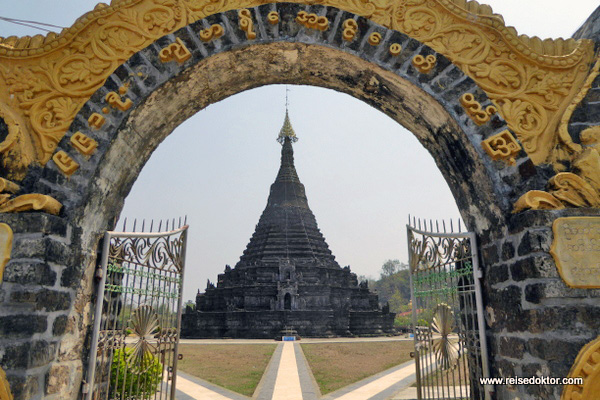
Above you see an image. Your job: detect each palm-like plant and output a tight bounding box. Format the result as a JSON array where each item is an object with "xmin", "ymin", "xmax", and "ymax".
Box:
[
  {"xmin": 127, "ymin": 305, "xmax": 160, "ymax": 369},
  {"xmin": 431, "ymin": 303, "xmax": 460, "ymax": 370}
]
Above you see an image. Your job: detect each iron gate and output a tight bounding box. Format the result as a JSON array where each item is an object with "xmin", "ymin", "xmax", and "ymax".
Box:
[
  {"xmin": 85, "ymin": 220, "xmax": 188, "ymax": 400},
  {"xmin": 407, "ymin": 218, "xmax": 491, "ymax": 400}
]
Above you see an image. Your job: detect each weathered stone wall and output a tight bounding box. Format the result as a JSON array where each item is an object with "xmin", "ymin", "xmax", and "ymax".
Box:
[
  {"xmin": 0, "ymin": 3, "xmax": 598, "ymax": 400},
  {"xmin": 574, "ymin": 6, "xmax": 600, "ymax": 41},
  {"xmin": 479, "ymin": 208, "xmax": 600, "ymax": 399},
  {"xmin": 0, "ymin": 213, "xmax": 89, "ymax": 399}
]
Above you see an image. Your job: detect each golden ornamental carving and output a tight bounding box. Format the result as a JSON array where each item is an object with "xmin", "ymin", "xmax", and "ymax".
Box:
[
  {"xmin": 513, "ymin": 190, "xmax": 565, "ymax": 213},
  {"xmin": 52, "ymin": 150, "xmax": 79, "ymax": 176},
  {"xmin": 342, "ymin": 19, "xmax": 358, "ymax": 42},
  {"xmin": 0, "ymin": 366, "xmax": 13, "ymax": 400},
  {"xmin": 389, "ymin": 43, "xmax": 402, "ymax": 57},
  {"xmin": 368, "ymin": 32, "xmax": 382, "ymax": 46},
  {"xmin": 296, "ymin": 11, "xmax": 329, "ymax": 31},
  {"xmin": 460, "ymin": 93, "xmax": 496, "ymax": 126},
  {"xmin": 238, "ymin": 9, "xmax": 257, "ymax": 40},
  {"xmin": 70, "ymin": 132, "xmax": 98, "ymax": 156},
  {"xmin": 548, "ymin": 172, "xmax": 600, "ymax": 208},
  {"xmin": 562, "ymin": 336, "xmax": 600, "ymax": 400},
  {"xmin": 0, "ymin": 193, "xmax": 62, "ymax": 215},
  {"xmin": 481, "ymin": 130, "xmax": 521, "ymax": 165},
  {"xmin": 0, "ymin": 0, "xmax": 595, "ymax": 192},
  {"xmin": 412, "ymin": 54, "xmax": 436, "ymax": 74},
  {"xmin": 514, "ymin": 134, "xmax": 600, "ymax": 212},
  {"xmin": 159, "ymin": 37, "xmax": 192, "ymax": 63},
  {"xmin": 267, "ymin": 11, "xmax": 280, "ymax": 25},
  {"xmin": 0, "ymin": 178, "xmax": 19, "ymax": 195},
  {"xmin": 0, "ymin": 223, "xmax": 13, "ymax": 286},
  {"xmin": 199, "ymin": 24, "xmax": 224, "ymax": 42}
]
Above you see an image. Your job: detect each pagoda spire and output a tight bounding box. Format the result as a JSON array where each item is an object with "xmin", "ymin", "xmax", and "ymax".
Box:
[
  {"xmin": 238, "ymin": 108, "xmax": 336, "ymax": 263},
  {"xmin": 277, "ymin": 110, "xmax": 298, "ymax": 144}
]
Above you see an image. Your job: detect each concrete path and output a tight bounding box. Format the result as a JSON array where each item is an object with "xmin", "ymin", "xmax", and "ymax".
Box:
[{"xmin": 175, "ymin": 338, "xmax": 421, "ymax": 400}]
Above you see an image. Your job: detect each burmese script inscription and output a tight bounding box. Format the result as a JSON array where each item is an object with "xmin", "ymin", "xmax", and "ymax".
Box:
[{"xmin": 551, "ymin": 217, "xmax": 600, "ymax": 288}]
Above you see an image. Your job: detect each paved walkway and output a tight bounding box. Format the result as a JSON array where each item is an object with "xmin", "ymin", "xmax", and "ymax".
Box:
[{"xmin": 174, "ymin": 338, "xmax": 420, "ymax": 400}]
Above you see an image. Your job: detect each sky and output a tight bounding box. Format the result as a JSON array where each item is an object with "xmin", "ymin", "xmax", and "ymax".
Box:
[{"xmin": 0, "ymin": 1, "xmax": 597, "ymax": 302}]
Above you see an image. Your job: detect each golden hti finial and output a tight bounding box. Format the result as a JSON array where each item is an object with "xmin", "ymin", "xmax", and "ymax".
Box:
[{"xmin": 277, "ymin": 87, "xmax": 298, "ymax": 144}]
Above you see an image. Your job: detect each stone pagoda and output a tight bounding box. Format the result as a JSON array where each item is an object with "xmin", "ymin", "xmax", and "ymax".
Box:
[{"xmin": 182, "ymin": 112, "xmax": 395, "ymax": 338}]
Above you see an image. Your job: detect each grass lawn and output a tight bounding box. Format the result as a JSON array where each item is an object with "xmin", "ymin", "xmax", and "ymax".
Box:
[
  {"xmin": 177, "ymin": 344, "xmax": 277, "ymax": 396},
  {"xmin": 300, "ymin": 341, "xmax": 414, "ymax": 394}
]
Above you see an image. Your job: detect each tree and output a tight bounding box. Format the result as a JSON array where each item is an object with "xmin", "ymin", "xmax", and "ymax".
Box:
[{"xmin": 380, "ymin": 259, "xmax": 408, "ymax": 278}]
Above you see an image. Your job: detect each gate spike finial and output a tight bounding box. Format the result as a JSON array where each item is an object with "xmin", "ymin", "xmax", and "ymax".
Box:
[
  {"xmin": 179, "ymin": 217, "xmax": 182, "ymax": 228},
  {"xmin": 443, "ymin": 220, "xmax": 446, "ymax": 233},
  {"xmin": 150, "ymin": 219, "xmax": 154, "ymax": 232},
  {"xmin": 141, "ymin": 219, "xmax": 145, "ymax": 232},
  {"xmin": 172, "ymin": 218, "xmax": 175, "ymax": 230},
  {"xmin": 450, "ymin": 219, "xmax": 454, "ymax": 232},
  {"xmin": 418, "ymin": 219, "xmax": 421, "ymax": 230},
  {"xmin": 158, "ymin": 220, "xmax": 162, "ymax": 232},
  {"xmin": 184, "ymin": 215, "xmax": 187, "ymax": 225},
  {"xmin": 122, "ymin": 217, "xmax": 127, "ymax": 232},
  {"xmin": 430, "ymin": 219, "xmax": 433, "ymax": 232},
  {"xmin": 133, "ymin": 219, "xmax": 137, "ymax": 232},
  {"xmin": 436, "ymin": 220, "xmax": 439, "ymax": 233},
  {"xmin": 458, "ymin": 219, "xmax": 462, "ymax": 232}
]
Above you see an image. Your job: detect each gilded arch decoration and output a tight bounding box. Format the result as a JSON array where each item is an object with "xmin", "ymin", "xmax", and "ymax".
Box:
[{"xmin": 0, "ymin": 0, "xmax": 598, "ymax": 212}]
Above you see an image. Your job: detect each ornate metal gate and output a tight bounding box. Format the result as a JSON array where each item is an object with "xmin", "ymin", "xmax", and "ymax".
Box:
[
  {"xmin": 85, "ymin": 220, "xmax": 188, "ymax": 400},
  {"xmin": 407, "ymin": 218, "xmax": 491, "ymax": 400}
]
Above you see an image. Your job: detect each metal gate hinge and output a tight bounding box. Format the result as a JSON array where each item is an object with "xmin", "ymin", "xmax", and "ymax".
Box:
[
  {"xmin": 81, "ymin": 382, "xmax": 89, "ymax": 394},
  {"xmin": 94, "ymin": 267, "xmax": 103, "ymax": 279}
]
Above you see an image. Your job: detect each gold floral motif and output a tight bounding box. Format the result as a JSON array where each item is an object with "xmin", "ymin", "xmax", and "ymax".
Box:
[
  {"xmin": 0, "ymin": 0, "xmax": 595, "ymax": 193},
  {"xmin": 368, "ymin": 32, "xmax": 382, "ymax": 46},
  {"xmin": 52, "ymin": 150, "xmax": 79, "ymax": 176},
  {"xmin": 105, "ymin": 92, "xmax": 133, "ymax": 112},
  {"xmin": 88, "ymin": 113, "xmax": 105, "ymax": 129},
  {"xmin": 562, "ymin": 336, "xmax": 600, "ymax": 400},
  {"xmin": 0, "ymin": 366, "xmax": 13, "ymax": 400},
  {"xmin": 238, "ymin": 9, "xmax": 257, "ymax": 39},
  {"xmin": 460, "ymin": 93, "xmax": 496, "ymax": 126},
  {"xmin": 0, "ymin": 223, "xmax": 13, "ymax": 286},
  {"xmin": 548, "ymin": 173, "xmax": 600, "ymax": 208},
  {"xmin": 199, "ymin": 24, "xmax": 224, "ymax": 42},
  {"xmin": 296, "ymin": 11, "xmax": 329, "ymax": 31},
  {"xmin": 159, "ymin": 37, "xmax": 191, "ymax": 63},
  {"xmin": 0, "ymin": 178, "xmax": 19, "ymax": 194},
  {"xmin": 412, "ymin": 54, "xmax": 436, "ymax": 73},
  {"xmin": 267, "ymin": 11, "xmax": 280, "ymax": 25},
  {"xmin": 389, "ymin": 43, "xmax": 402, "ymax": 56},
  {"xmin": 342, "ymin": 19, "xmax": 358, "ymax": 42},
  {"xmin": 481, "ymin": 130, "xmax": 521, "ymax": 165},
  {"xmin": 70, "ymin": 132, "xmax": 98, "ymax": 156},
  {"xmin": 0, "ymin": 193, "xmax": 62, "ymax": 215},
  {"xmin": 513, "ymin": 190, "xmax": 565, "ymax": 213}
]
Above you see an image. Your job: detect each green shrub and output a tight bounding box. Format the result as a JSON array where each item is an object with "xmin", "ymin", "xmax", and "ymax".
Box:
[{"xmin": 110, "ymin": 348, "xmax": 163, "ymax": 399}]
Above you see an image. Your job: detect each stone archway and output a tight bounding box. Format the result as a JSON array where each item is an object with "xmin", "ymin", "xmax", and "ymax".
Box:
[{"xmin": 0, "ymin": 2, "xmax": 599, "ymax": 399}]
